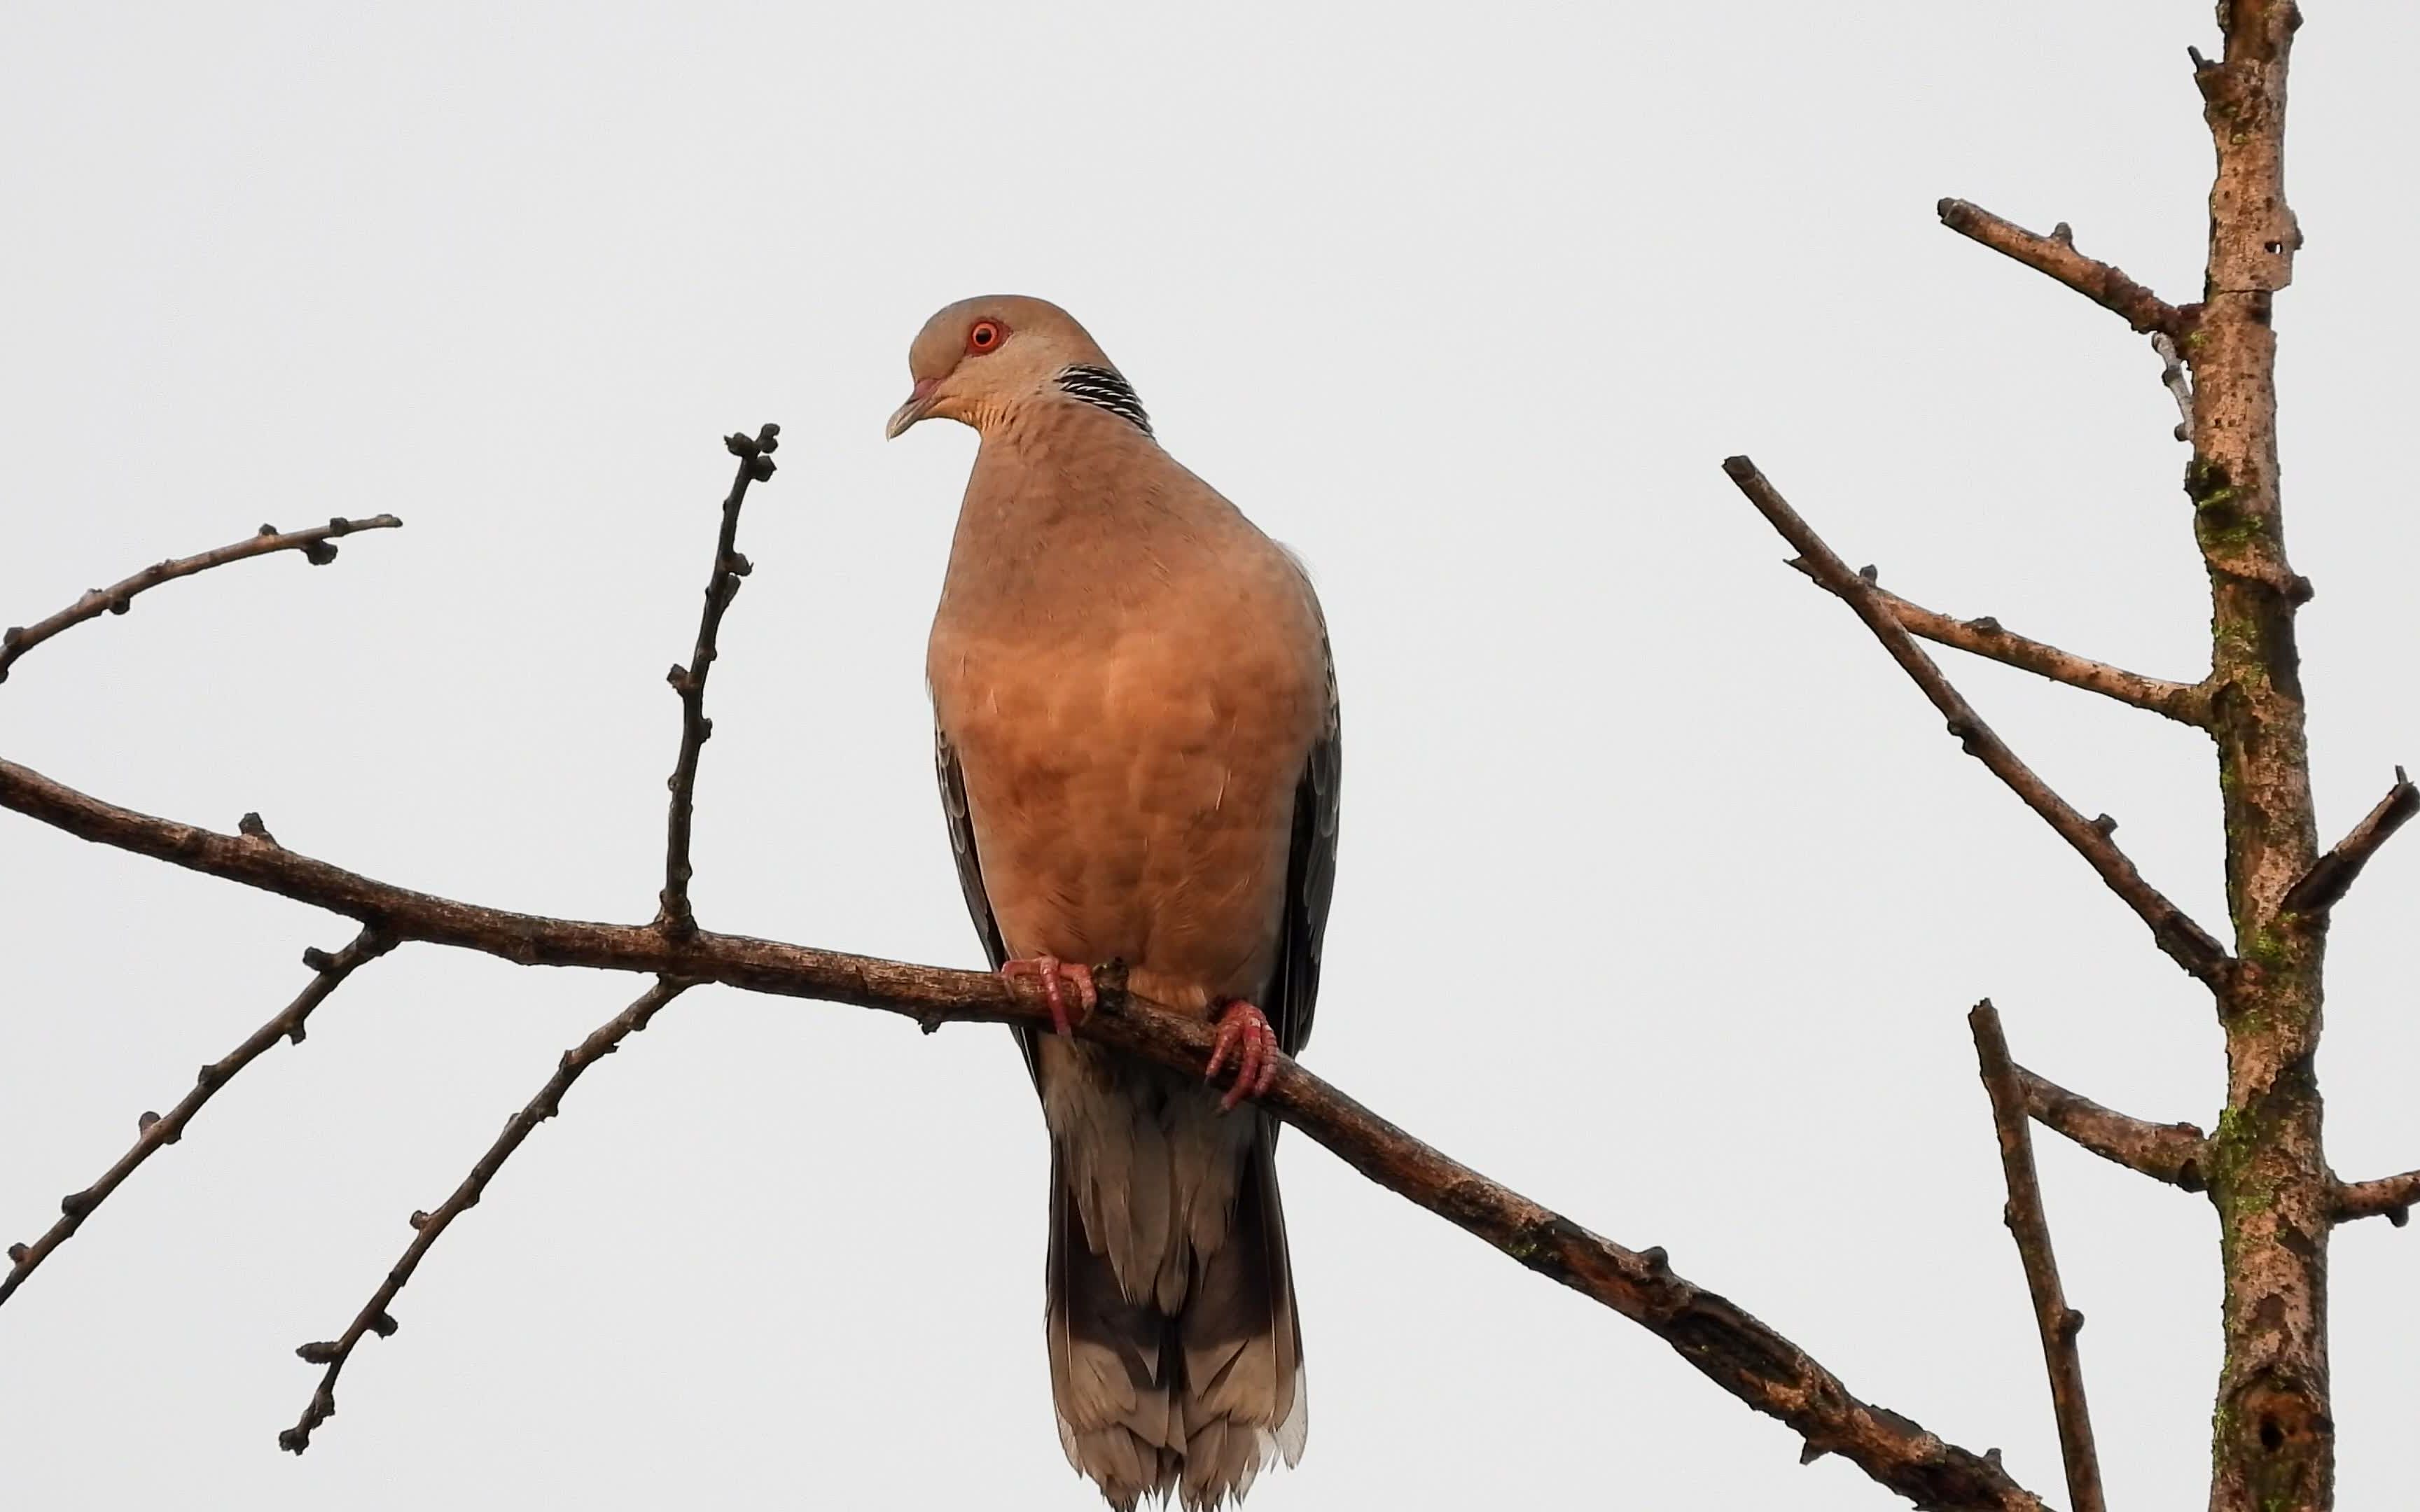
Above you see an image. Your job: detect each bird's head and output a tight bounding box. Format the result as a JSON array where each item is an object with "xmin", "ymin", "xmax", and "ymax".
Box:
[{"xmin": 885, "ymin": 295, "xmax": 1129, "ymax": 440}]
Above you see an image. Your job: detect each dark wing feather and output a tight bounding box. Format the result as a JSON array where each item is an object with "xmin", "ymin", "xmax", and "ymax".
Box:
[
  {"xmin": 936, "ymin": 720, "xmax": 1038, "ymax": 1082},
  {"xmin": 1267, "ymin": 629, "xmax": 1341, "ymax": 1058}
]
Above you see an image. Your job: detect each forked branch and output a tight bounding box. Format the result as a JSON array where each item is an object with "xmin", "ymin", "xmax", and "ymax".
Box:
[
  {"xmin": 0, "ymin": 514, "xmax": 405, "ymax": 1305},
  {"xmin": 0, "ymin": 430, "xmax": 2053, "ymax": 1505},
  {"xmin": 1972, "ymin": 1002, "xmax": 2105, "ymax": 1512},
  {"xmin": 1722, "ymin": 456, "xmax": 2232, "ymax": 986},
  {"xmin": 289, "ymin": 425, "xmax": 781, "ymax": 1448},
  {"xmin": 0, "ymin": 756, "xmax": 2046, "ymax": 1509}
]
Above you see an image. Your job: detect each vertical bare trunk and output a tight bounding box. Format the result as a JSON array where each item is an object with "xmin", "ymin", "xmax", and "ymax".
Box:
[{"xmin": 2190, "ymin": 5, "xmax": 2329, "ymax": 1509}]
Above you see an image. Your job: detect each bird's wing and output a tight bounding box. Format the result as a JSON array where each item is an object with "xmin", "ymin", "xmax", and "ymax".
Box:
[
  {"xmin": 1267, "ymin": 620, "xmax": 1341, "ymax": 1058},
  {"xmin": 935, "ymin": 718, "xmax": 1038, "ymax": 1084}
]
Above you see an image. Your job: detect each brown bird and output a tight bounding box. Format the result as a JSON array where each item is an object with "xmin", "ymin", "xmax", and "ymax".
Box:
[{"xmin": 890, "ymin": 296, "xmax": 1340, "ymax": 1510}]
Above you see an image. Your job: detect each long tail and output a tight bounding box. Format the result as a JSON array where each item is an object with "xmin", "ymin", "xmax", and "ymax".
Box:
[{"xmin": 1045, "ymin": 1133, "xmax": 1307, "ymax": 1511}]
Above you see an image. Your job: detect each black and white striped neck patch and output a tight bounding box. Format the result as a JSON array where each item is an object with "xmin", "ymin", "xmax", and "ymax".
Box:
[{"xmin": 1056, "ymin": 364, "xmax": 1152, "ymax": 435}]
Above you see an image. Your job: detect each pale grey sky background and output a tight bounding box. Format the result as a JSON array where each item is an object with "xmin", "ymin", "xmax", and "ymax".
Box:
[{"xmin": 4, "ymin": 3, "xmax": 2416, "ymax": 1508}]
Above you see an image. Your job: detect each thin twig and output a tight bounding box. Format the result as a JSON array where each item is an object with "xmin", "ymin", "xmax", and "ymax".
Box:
[
  {"xmin": 1972, "ymin": 1003, "xmax": 2107, "ymax": 1512},
  {"xmin": 656, "ymin": 425, "xmax": 780, "ymax": 938},
  {"xmin": 1784, "ymin": 559, "xmax": 2209, "ymax": 724},
  {"xmin": 2281, "ymin": 768, "xmax": 2419, "ymax": 918},
  {"xmin": 2019, "ymin": 1066, "xmax": 2209, "ymax": 1192},
  {"xmin": 0, "ymin": 516, "xmax": 404, "ymax": 683},
  {"xmin": 0, "ymin": 760, "xmax": 2044, "ymax": 1509},
  {"xmin": 2333, "ymin": 1170, "xmax": 2420, "ymax": 1227},
  {"xmin": 280, "ymin": 976, "xmax": 692, "ymax": 1453},
  {"xmin": 288, "ymin": 428, "xmax": 781, "ymax": 1446},
  {"xmin": 1722, "ymin": 456, "xmax": 2233, "ymax": 986},
  {"xmin": 1936, "ymin": 199, "xmax": 2183, "ymax": 336},
  {"xmin": 0, "ymin": 926, "xmax": 394, "ymax": 1306}
]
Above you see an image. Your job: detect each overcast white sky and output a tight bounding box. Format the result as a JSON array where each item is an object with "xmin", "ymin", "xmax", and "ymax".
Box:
[{"xmin": 4, "ymin": 3, "xmax": 2417, "ymax": 1508}]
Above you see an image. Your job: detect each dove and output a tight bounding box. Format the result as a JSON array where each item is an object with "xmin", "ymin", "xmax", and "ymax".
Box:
[{"xmin": 891, "ymin": 295, "xmax": 1340, "ymax": 1510}]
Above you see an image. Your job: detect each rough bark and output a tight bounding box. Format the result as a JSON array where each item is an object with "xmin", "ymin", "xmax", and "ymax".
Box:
[{"xmin": 2188, "ymin": 6, "xmax": 2333, "ymax": 1510}]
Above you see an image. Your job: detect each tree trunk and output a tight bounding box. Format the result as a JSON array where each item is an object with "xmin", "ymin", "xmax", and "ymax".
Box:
[{"xmin": 2189, "ymin": 5, "xmax": 2332, "ymax": 1509}]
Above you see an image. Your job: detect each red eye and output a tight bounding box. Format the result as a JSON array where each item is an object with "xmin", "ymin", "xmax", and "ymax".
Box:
[{"xmin": 967, "ymin": 320, "xmax": 1004, "ymax": 354}]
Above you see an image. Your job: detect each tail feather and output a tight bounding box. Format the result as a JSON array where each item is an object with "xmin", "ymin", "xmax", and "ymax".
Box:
[
  {"xmin": 1049, "ymin": 1168, "xmax": 1182, "ymax": 1511},
  {"xmin": 1046, "ymin": 1128, "xmax": 1306, "ymax": 1511}
]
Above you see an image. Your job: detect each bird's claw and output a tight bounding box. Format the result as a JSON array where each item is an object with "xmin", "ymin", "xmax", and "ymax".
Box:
[
  {"xmin": 1001, "ymin": 956, "xmax": 1097, "ymax": 1037},
  {"xmin": 1204, "ymin": 1000, "xmax": 1280, "ymax": 1112}
]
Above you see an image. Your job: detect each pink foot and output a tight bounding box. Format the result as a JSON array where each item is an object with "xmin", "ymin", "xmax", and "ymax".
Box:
[
  {"xmin": 1000, "ymin": 956, "xmax": 1097, "ymax": 1038},
  {"xmin": 1204, "ymin": 1000, "xmax": 1281, "ymax": 1112}
]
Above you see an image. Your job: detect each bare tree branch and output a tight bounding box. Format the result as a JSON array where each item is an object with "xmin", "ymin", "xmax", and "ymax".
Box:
[
  {"xmin": 0, "ymin": 757, "xmax": 994, "ymax": 1011},
  {"xmin": 288, "ymin": 425, "xmax": 782, "ymax": 1449},
  {"xmin": 1722, "ymin": 456, "xmax": 2234, "ymax": 986},
  {"xmin": 0, "ymin": 759, "xmax": 2046, "ymax": 1509},
  {"xmin": 2332, "ymin": 1171, "xmax": 2420, "ymax": 1228},
  {"xmin": 1972, "ymin": 1002, "xmax": 2106, "ymax": 1512},
  {"xmin": 2019, "ymin": 1066, "xmax": 2209, "ymax": 1193},
  {"xmin": 0, "ymin": 516, "xmax": 403, "ymax": 684},
  {"xmin": 2281, "ymin": 769, "xmax": 2418, "ymax": 918},
  {"xmin": 656, "ymin": 424, "xmax": 780, "ymax": 938},
  {"xmin": 1936, "ymin": 199, "xmax": 2183, "ymax": 336},
  {"xmin": 281, "ymin": 976, "xmax": 691, "ymax": 1453},
  {"xmin": 1784, "ymin": 559, "xmax": 2210, "ymax": 724},
  {"xmin": 0, "ymin": 926, "xmax": 394, "ymax": 1307}
]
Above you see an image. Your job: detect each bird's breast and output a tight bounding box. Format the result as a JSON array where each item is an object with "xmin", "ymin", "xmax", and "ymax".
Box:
[{"xmin": 933, "ymin": 592, "xmax": 1321, "ymax": 1009}]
